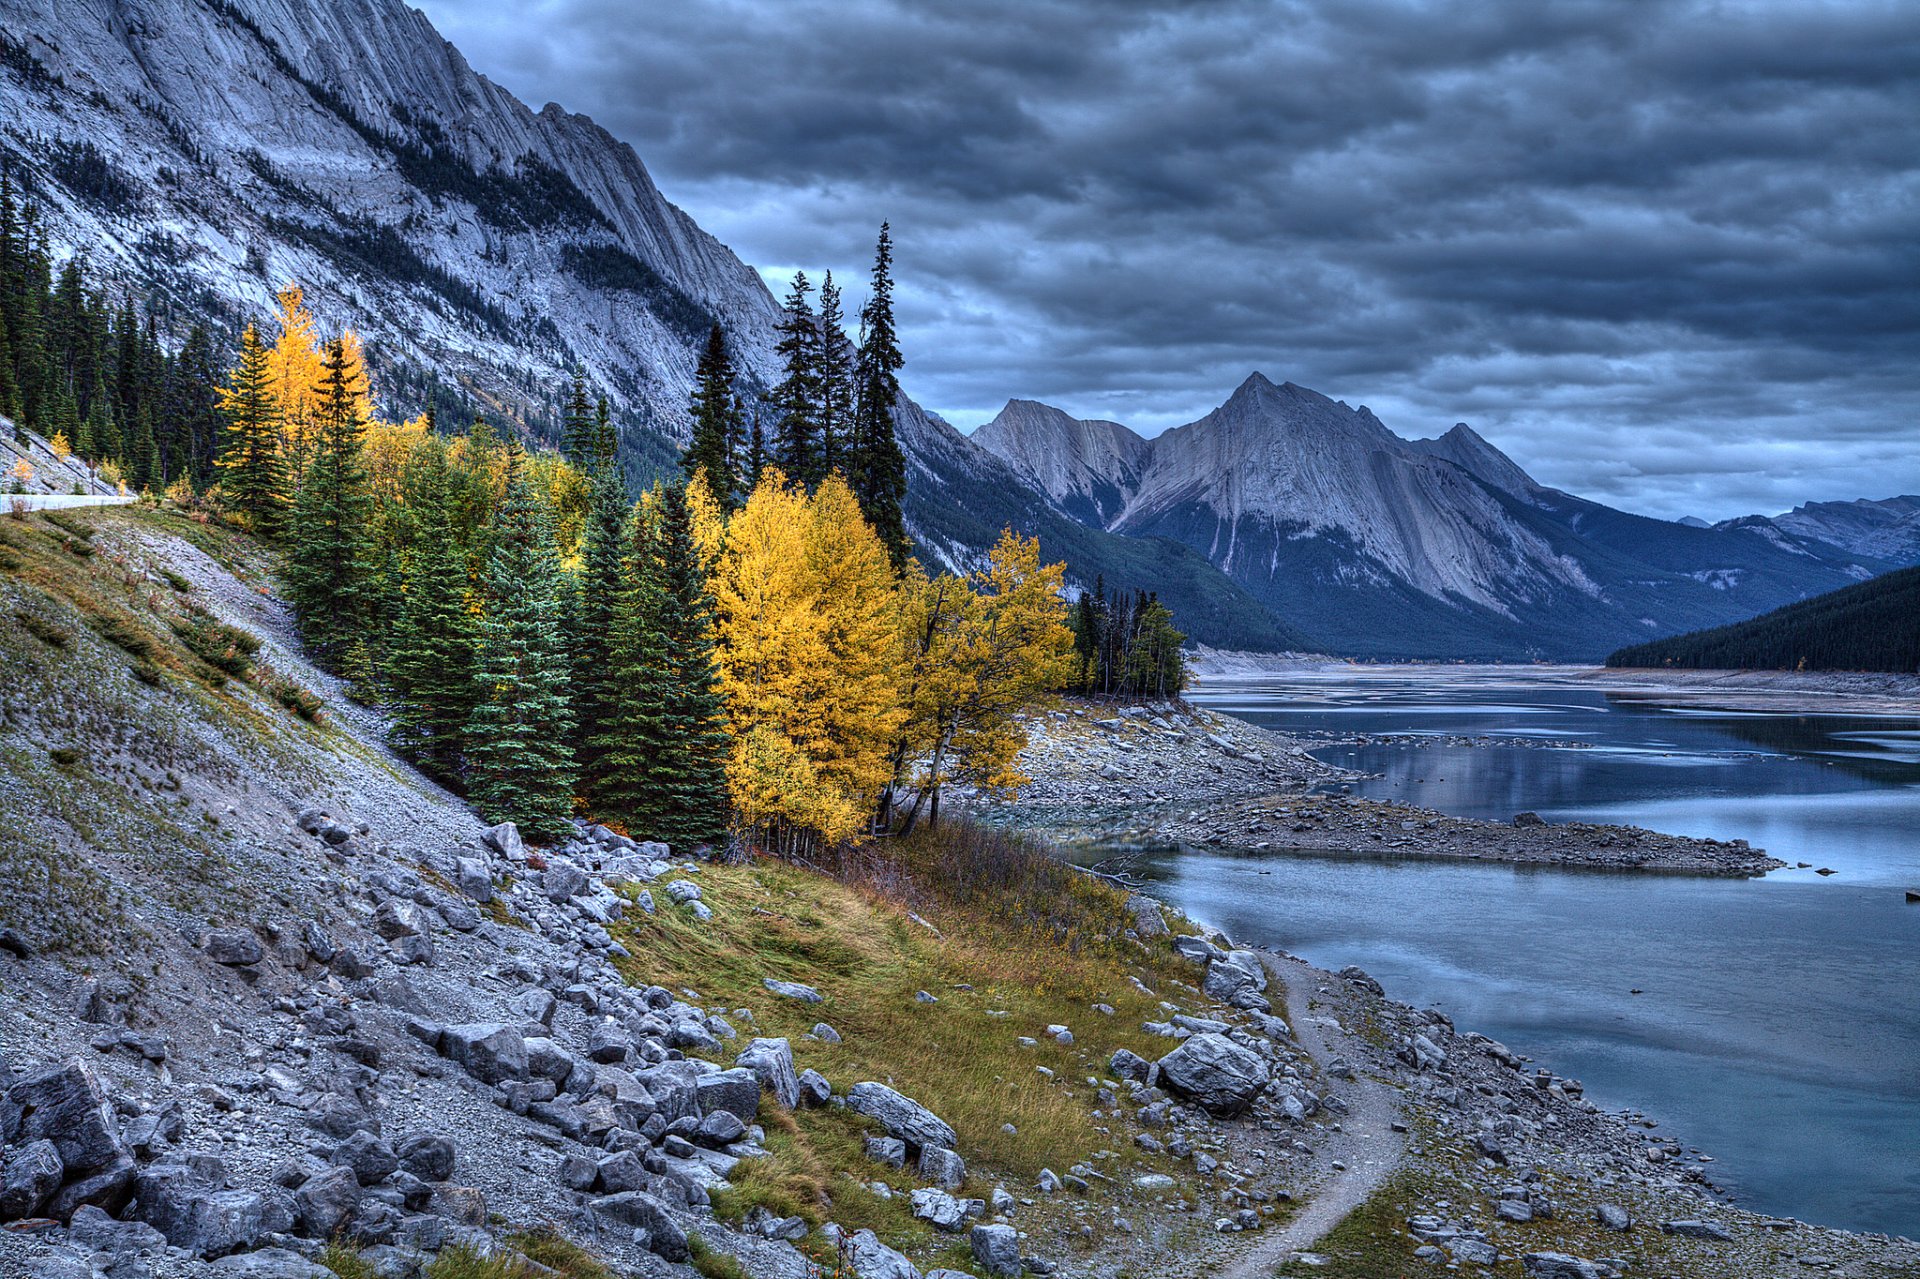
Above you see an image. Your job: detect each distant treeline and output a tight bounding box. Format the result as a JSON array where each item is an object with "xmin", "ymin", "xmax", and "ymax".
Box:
[
  {"xmin": 1606, "ymin": 566, "xmax": 1920, "ymax": 674},
  {"xmin": 1064, "ymin": 578, "xmax": 1188, "ymax": 698}
]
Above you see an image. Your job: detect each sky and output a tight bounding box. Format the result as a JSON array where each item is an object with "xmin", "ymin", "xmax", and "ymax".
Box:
[{"xmin": 416, "ymin": 0, "xmax": 1918, "ymax": 522}]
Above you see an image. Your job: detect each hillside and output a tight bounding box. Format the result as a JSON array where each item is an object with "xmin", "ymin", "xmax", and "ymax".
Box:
[
  {"xmin": 974, "ymin": 374, "xmax": 1894, "ymax": 660},
  {"xmin": 1606, "ymin": 566, "xmax": 1920, "ymax": 674}
]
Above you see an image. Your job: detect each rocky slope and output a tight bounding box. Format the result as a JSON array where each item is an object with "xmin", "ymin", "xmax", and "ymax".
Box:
[
  {"xmin": 972, "ymin": 375, "xmax": 1899, "ymax": 660},
  {"xmin": 1762, "ymin": 495, "xmax": 1920, "ymax": 566},
  {"xmin": 0, "ymin": 0, "xmax": 783, "ymax": 454}
]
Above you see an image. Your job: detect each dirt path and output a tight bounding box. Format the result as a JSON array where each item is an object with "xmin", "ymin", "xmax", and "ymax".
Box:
[{"xmin": 1222, "ymin": 952, "xmax": 1407, "ymax": 1277}]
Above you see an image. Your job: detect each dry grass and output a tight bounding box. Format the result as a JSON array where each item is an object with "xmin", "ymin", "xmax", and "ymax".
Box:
[{"xmin": 614, "ymin": 820, "xmax": 1222, "ymax": 1267}]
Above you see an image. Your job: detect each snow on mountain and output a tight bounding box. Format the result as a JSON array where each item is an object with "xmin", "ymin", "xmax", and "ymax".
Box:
[
  {"xmin": 0, "ymin": 0, "xmax": 782, "ymax": 446},
  {"xmin": 1761, "ymin": 496, "xmax": 1920, "ymax": 566},
  {"xmin": 974, "ymin": 373, "xmax": 1895, "ymax": 659}
]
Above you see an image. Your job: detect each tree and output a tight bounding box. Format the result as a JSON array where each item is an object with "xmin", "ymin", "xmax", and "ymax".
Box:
[
  {"xmin": 285, "ymin": 338, "xmax": 374, "ymax": 667},
  {"xmin": 885, "ymin": 530, "xmax": 1072, "ymax": 831},
  {"xmin": 265, "ymin": 283, "xmax": 325, "ymax": 479},
  {"xmin": 681, "ymin": 323, "xmax": 743, "ymax": 508},
  {"xmin": 215, "ymin": 324, "xmax": 289, "ymax": 535},
  {"xmin": 560, "ymin": 371, "xmax": 595, "ymax": 467},
  {"xmin": 388, "ymin": 444, "xmax": 477, "ymax": 781},
  {"xmin": 572, "ymin": 460, "xmax": 629, "ymax": 791},
  {"xmin": 465, "ymin": 444, "xmax": 577, "ymax": 841},
  {"xmin": 816, "ymin": 271, "xmax": 855, "ymax": 476},
  {"xmin": 594, "ymin": 483, "xmax": 730, "ymax": 848},
  {"xmin": 848, "ymin": 224, "xmax": 909, "ymax": 566},
  {"xmin": 769, "ymin": 272, "xmax": 821, "ymax": 484}
]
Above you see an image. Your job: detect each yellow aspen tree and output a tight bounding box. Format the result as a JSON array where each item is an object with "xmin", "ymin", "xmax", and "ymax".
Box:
[
  {"xmin": 684, "ymin": 470, "xmax": 727, "ymax": 571},
  {"xmin": 336, "ymin": 329, "xmax": 374, "ymax": 425},
  {"xmin": 798, "ymin": 474, "xmax": 907, "ymax": 823}
]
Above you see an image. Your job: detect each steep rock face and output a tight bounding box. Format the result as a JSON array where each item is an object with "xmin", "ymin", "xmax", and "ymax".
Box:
[
  {"xmin": 0, "ymin": 0, "xmax": 781, "ymax": 442},
  {"xmin": 971, "ymin": 400, "xmax": 1149, "ymax": 525},
  {"xmin": 976, "ymin": 373, "xmax": 1893, "ymax": 659}
]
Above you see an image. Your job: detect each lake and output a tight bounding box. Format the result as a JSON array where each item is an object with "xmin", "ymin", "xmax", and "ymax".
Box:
[{"xmin": 1143, "ymin": 668, "xmax": 1920, "ymax": 1238}]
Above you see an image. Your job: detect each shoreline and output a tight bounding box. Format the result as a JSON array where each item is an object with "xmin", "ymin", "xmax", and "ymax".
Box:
[{"xmin": 989, "ymin": 698, "xmax": 1783, "ymax": 876}]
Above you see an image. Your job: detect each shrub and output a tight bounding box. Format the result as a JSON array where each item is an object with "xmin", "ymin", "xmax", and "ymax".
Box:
[
  {"xmin": 16, "ymin": 611, "xmax": 71, "ymax": 647},
  {"xmin": 160, "ymin": 569, "xmax": 192, "ymax": 592},
  {"xmin": 173, "ymin": 615, "xmax": 261, "ymax": 677},
  {"xmin": 87, "ymin": 612, "xmax": 160, "ymax": 661},
  {"xmin": 47, "ymin": 747, "xmax": 80, "ymax": 768},
  {"xmin": 263, "ymin": 672, "xmax": 324, "ymax": 721}
]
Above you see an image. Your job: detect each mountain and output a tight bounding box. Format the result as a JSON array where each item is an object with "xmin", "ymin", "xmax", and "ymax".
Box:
[
  {"xmin": 973, "ymin": 374, "xmax": 1894, "ymax": 660},
  {"xmin": 1, "ymin": 0, "xmax": 1308, "ymax": 648},
  {"xmin": 1607, "ymin": 565, "xmax": 1920, "ymax": 674},
  {"xmin": 0, "ymin": 0, "xmax": 783, "ymax": 467},
  {"xmin": 1760, "ymin": 496, "xmax": 1920, "ymax": 566}
]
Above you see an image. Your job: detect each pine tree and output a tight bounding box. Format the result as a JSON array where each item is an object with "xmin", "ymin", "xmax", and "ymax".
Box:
[
  {"xmin": 560, "ymin": 371, "xmax": 595, "ymax": 467},
  {"xmin": 745, "ymin": 405, "xmax": 767, "ymax": 491},
  {"xmin": 573, "ymin": 460, "xmax": 629, "ymax": 796},
  {"xmin": 215, "ymin": 324, "xmax": 290, "ymax": 535},
  {"xmin": 285, "ymin": 338, "xmax": 374, "ymax": 666},
  {"xmin": 591, "ymin": 396, "xmax": 617, "ymax": 470},
  {"xmin": 817, "ymin": 270, "xmax": 855, "ymax": 476},
  {"xmin": 770, "ymin": 272, "xmax": 821, "ymax": 485},
  {"xmin": 388, "ymin": 445, "xmax": 478, "ymax": 781},
  {"xmin": 465, "ymin": 444, "xmax": 577, "ymax": 842},
  {"xmin": 849, "ymin": 224, "xmax": 909, "ymax": 566},
  {"xmin": 681, "ymin": 323, "xmax": 743, "ymax": 508}
]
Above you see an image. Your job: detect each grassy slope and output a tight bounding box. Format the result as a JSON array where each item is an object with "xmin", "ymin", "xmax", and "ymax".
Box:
[{"xmin": 611, "ymin": 826, "xmax": 1246, "ymax": 1274}]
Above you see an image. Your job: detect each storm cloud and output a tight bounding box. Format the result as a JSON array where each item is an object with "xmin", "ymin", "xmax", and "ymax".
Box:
[{"xmin": 418, "ymin": 0, "xmax": 1919, "ymax": 520}]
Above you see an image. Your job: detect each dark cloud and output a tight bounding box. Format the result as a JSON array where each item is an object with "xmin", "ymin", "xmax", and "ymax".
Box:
[{"xmin": 421, "ymin": 0, "xmax": 1919, "ymax": 520}]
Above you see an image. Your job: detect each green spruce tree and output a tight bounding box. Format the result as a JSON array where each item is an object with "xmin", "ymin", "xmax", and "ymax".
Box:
[
  {"xmin": 770, "ymin": 271, "xmax": 821, "ymax": 484},
  {"xmin": 681, "ymin": 323, "xmax": 743, "ymax": 508},
  {"xmin": 216, "ymin": 325, "xmax": 290, "ymax": 535},
  {"xmin": 465, "ymin": 444, "xmax": 577, "ymax": 841},
  {"xmin": 849, "ymin": 224, "xmax": 909, "ymax": 566},
  {"xmin": 817, "ymin": 270, "xmax": 855, "ymax": 476},
  {"xmin": 284, "ymin": 338, "xmax": 373, "ymax": 667},
  {"xmin": 559, "ymin": 371, "xmax": 594, "ymax": 467},
  {"xmin": 572, "ymin": 460, "xmax": 629, "ymax": 795}
]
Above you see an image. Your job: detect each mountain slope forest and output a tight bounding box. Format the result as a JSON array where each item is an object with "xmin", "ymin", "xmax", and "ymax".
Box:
[{"xmin": 1606, "ymin": 566, "xmax": 1920, "ymax": 675}]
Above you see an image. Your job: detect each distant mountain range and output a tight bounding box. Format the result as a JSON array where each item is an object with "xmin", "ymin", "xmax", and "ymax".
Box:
[
  {"xmin": 973, "ymin": 376, "xmax": 1909, "ymax": 659},
  {"xmin": 2, "ymin": 0, "xmax": 1906, "ymax": 659},
  {"xmin": 1607, "ymin": 565, "xmax": 1920, "ymax": 675}
]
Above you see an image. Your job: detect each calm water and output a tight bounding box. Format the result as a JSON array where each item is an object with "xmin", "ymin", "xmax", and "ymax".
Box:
[{"xmin": 1148, "ymin": 670, "xmax": 1920, "ymax": 1237}]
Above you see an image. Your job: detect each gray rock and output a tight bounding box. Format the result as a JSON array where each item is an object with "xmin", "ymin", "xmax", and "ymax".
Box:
[
  {"xmin": 1594, "ymin": 1203, "xmax": 1631, "ymax": 1232},
  {"xmin": 918, "ymin": 1145, "xmax": 965, "ymax": 1190},
  {"xmin": 796, "ymin": 1068, "xmax": 832, "ymax": 1108},
  {"xmin": 586, "ymin": 1021, "xmax": 633, "ymax": 1064},
  {"xmin": 833, "ymin": 1228, "xmax": 919, "ymax": 1279},
  {"xmin": 331, "ymin": 1131, "xmax": 399, "ymax": 1186},
  {"xmin": 664, "ymin": 879, "xmax": 702, "ymax": 903},
  {"xmin": 846, "ymin": 1081, "xmax": 956, "ymax": 1150},
  {"xmin": 1662, "ymin": 1220, "xmax": 1733, "ymax": 1241},
  {"xmin": 1124, "ymin": 894, "xmax": 1168, "ymax": 938},
  {"xmin": 1449, "ymin": 1237, "xmax": 1499, "ymax": 1266},
  {"xmin": 203, "ymin": 929, "xmax": 263, "ymax": 966},
  {"xmin": 911, "ymin": 1187, "xmax": 967, "ymax": 1231},
  {"xmin": 44, "ymin": 1155, "xmax": 135, "ymax": 1220},
  {"xmin": 594, "ymin": 1151, "xmax": 647, "ymax": 1194},
  {"xmin": 66, "ymin": 1203, "xmax": 167, "ymax": 1253},
  {"xmin": 735, "ymin": 1037, "xmax": 800, "ymax": 1110},
  {"xmin": 542, "ymin": 862, "xmax": 588, "ymax": 901},
  {"xmin": 762, "ymin": 978, "xmax": 824, "ymax": 1004},
  {"xmin": 0, "ymin": 1137, "xmax": 63, "ymax": 1219},
  {"xmin": 7, "ymin": 1059, "xmax": 128, "ymax": 1183},
  {"xmin": 440, "ymin": 1023, "xmax": 528, "ymax": 1085},
  {"xmin": 1523, "ymin": 1254, "xmax": 1605, "ymax": 1279},
  {"xmin": 864, "ymin": 1135, "xmax": 907, "ymax": 1169},
  {"xmin": 132, "ymin": 1165, "xmax": 269, "ymax": 1258},
  {"xmin": 809, "ymin": 1022, "xmax": 842, "ymax": 1043},
  {"xmin": 698, "ymin": 1110, "xmax": 748, "ymax": 1146},
  {"xmin": 1172, "ymin": 935, "xmax": 1222, "ymax": 964},
  {"xmin": 1202, "ymin": 959, "xmax": 1254, "ymax": 1003},
  {"xmin": 453, "ymin": 857, "xmax": 493, "ymax": 903},
  {"xmin": 1154, "ymin": 1033, "xmax": 1271, "ymax": 1115},
  {"xmin": 371, "ymin": 900, "xmax": 431, "ymax": 941},
  {"xmin": 1109, "ymin": 1049, "xmax": 1152, "ymax": 1083},
  {"xmin": 970, "ymin": 1222, "xmax": 1022, "ymax": 1278},
  {"xmin": 636, "ymin": 1062, "xmax": 701, "ymax": 1123},
  {"xmin": 207, "ymin": 1248, "xmax": 335, "ymax": 1279},
  {"xmin": 695, "ymin": 1068, "xmax": 763, "ymax": 1124},
  {"xmin": 396, "ymin": 1134, "xmax": 455, "ymax": 1182},
  {"xmin": 589, "ymin": 1191, "xmax": 689, "ymax": 1262},
  {"xmin": 480, "ymin": 822, "xmax": 524, "ymax": 861},
  {"xmin": 294, "ymin": 1166, "xmax": 361, "ymax": 1239}
]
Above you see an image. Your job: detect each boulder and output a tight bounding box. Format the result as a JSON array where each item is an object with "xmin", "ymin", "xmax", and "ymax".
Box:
[
  {"xmin": 1523, "ymin": 1255, "xmax": 1606, "ymax": 1279},
  {"xmin": 330, "ymin": 1131, "xmax": 399, "ymax": 1186},
  {"xmin": 480, "ymin": 822, "xmax": 524, "ymax": 860},
  {"xmin": 636, "ymin": 1061, "xmax": 701, "ymax": 1123},
  {"xmin": 0, "ymin": 1138, "xmax": 63, "ymax": 1219},
  {"xmin": 763, "ymin": 978, "xmax": 824, "ymax": 1003},
  {"xmin": 586, "ymin": 1021, "xmax": 633, "ymax": 1064},
  {"xmin": 846, "ymin": 1081, "xmax": 956, "ymax": 1150},
  {"xmin": 735, "ymin": 1037, "xmax": 800, "ymax": 1110},
  {"xmin": 396, "ymin": 1134, "xmax": 455, "ymax": 1182},
  {"xmin": 207, "ymin": 1248, "xmax": 335, "ymax": 1279},
  {"xmin": 697, "ymin": 1111, "xmax": 747, "ymax": 1147},
  {"xmin": 1172, "ymin": 935, "xmax": 1221, "ymax": 964},
  {"xmin": 911, "ymin": 1187, "xmax": 967, "ymax": 1231},
  {"xmin": 1594, "ymin": 1203, "xmax": 1631, "ymax": 1232},
  {"xmin": 453, "ymin": 857, "xmax": 493, "ymax": 903},
  {"xmin": 440, "ymin": 1023, "xmax": 528, "ymax": 1085},
  {"xmin": 1109, "ymin": 1049, "xmax": 1152, "ymax": 1083},
  {"xmin": 695, "ymin": 1068, "xmax": 763, "ymax": 1124},
  {"xmin": 294, "ymin": 1166, "xmax": 360, "ymax": 1239},
  {"xmin": 1124, "ymin": 894, "xmax": 1168, "ymax": 938},
  {"xmin": 204, "ymin": 929, "xmax": 263, "ymax": 966},
  {"xmin": 797, "ymin": 1069, "xmax": 832, "ymax": 1107},
  {"xmin": 918, "ymin": 1145, "xmax": 965, "ymax": 1190},
  {"xmin": 1155, "ymin": 1033, "xmax": 1270, "ymax": 1115},
  {"xmin": 589, "ymin": 1190, "xmax": 689, "ymax": 1262},
  {"xmin": 371, "ymin": 900, "xmax": 431, "ymax": 941},
  {"xmin": 542, "ymin": 862, "xmax": 588, "ymax": 902},
  {"xmin": 1202, "ymin": 959, "xmax": 1254, "ymax": 1003},
  {"xmin": 833, "ymin": 1228, "xmax": 920, "ymax": 1279},
  {"xmin": 864, "ymin": 1136, "xmax": 907, "ymax": 1169},
  {"xmin": 7, "ymin": 1059, "xmax": 128, "ymax": 1183},
  {"xmin": 970, "ymin": 1222, "xmax": 1023, "ymax": 1278}
]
